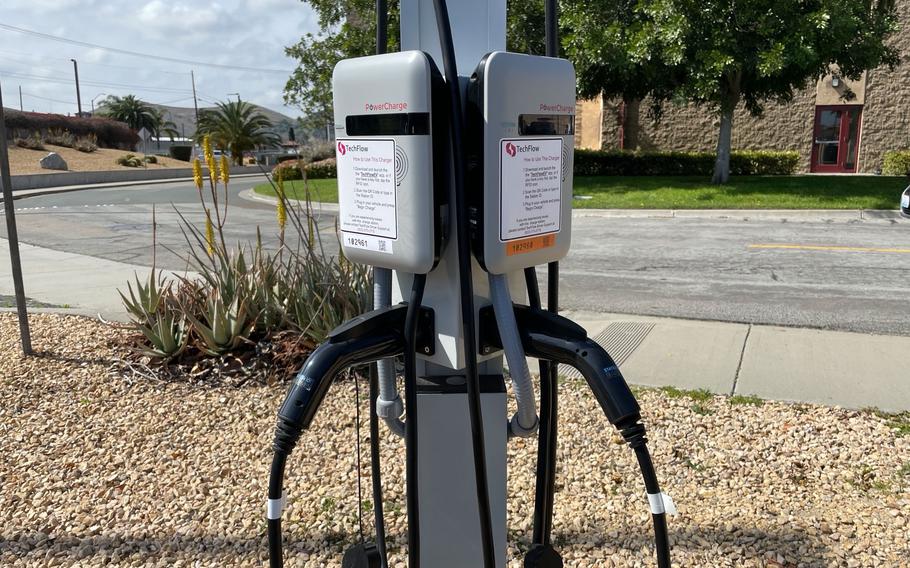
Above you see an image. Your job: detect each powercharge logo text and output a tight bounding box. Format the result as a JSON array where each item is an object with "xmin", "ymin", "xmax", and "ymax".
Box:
[
  {"xmin": 364, "ymin": 101, "xmax": 408, "ymax": 112},
  {"xmin": 504, "ymin": 142, "xmax": 539, "ymax": 157},
  {"xmin": 539, "ymin": 103, "xmax": 575, "ymax": 113}
]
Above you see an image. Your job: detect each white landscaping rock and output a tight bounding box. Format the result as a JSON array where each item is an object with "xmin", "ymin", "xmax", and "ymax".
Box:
[{"xmin": 39, "ymin": 152, "xmax": 68, "ymax": 171}]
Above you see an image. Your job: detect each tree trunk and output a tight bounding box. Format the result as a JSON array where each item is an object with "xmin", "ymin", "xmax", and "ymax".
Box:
[
  {"xmin": 622, "ymin": 97, "xmax": 641, "ymax": 151},
  {"xmin": 712, "ymin": 106, "xmax": 734, "ymax": 184}
]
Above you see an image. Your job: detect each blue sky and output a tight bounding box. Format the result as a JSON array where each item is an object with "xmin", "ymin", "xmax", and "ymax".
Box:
[{"xmin": 0, "ymin": 0, "xmax": 319, "ymax": 117}]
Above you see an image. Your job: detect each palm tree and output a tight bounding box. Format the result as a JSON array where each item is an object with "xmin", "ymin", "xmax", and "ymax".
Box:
[
  {"xmin": 148, "ymin": 108, "xmax": 179, "ymax": 150},
  {"xmin": 98, "ymin": 95, "xmax": 158, "ymax": 131},
  {"xmin": 195, "ymin": 100, "xmax": 279, "ymax": 164}
]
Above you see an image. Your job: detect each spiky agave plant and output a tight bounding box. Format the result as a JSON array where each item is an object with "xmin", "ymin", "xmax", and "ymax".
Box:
[{"xmin": 118, "ymin": 270, "xmax": 189, "ymax": 359}]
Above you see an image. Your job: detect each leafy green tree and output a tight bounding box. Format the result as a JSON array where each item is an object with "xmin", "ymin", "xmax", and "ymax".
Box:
[
  {"xmin": 285, "ymin": 0, "xmax": 541, "ymax": 134},
  {"xmin": 285, "ymin": 1, "xmax": 400, "ymax": 136},
  {"xmin": 562, "ymin": 0, "xmax": 684, "ymax": 150},
  {"xmin": 196, "ymin": 101, "xmax": 280, "ymax": 165},
  {"xmin": 650, "ymin": 0, "xmax": 900, "ymax": 183}
]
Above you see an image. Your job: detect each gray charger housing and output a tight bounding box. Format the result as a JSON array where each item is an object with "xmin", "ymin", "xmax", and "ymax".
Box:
[
  {"xmin": 332, "ymin": 50, "xmax": 447, "ymax": 273},
  {"xmin": 466, "ymin": 51, "xmax": 576, "ymax": 274}
]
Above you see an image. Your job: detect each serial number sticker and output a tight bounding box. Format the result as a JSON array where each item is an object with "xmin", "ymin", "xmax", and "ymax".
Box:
[
  {"xmin": 505, "ymin": 233, "xmax": 557, "ymax": 256},
  {"xmin": 342, "ymin": 233, "xmax": 394, "ymax": 254}
]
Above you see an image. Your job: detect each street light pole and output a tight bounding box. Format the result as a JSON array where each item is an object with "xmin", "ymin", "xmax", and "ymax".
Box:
[
  {"xmin": 190, "ymin": 70, "xmax": 200, "ymax": 128},
  {"xmin": 70, "ymin": 59, "xmax": 83, "ymax": 117},
  {"xmin": 91, "ymin": 93, "xmax": 107, "ymax": 115},
  {"xmin": 228, "ymin": 92, "xmax": 240, "ymax": 102},
  {"xmin": 18, "ymin": 85, "xmax": 23, "ymax": 111}
]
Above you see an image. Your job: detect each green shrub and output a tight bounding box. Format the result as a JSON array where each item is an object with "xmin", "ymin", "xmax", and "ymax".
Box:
[
  {"xmin": 305, "ymin": 158, "xmax": 337, "ymax": 179},
  {"xmin": 169, "ymin": 145, "xmax": 192, "ymax": 162},
  {"xmin": 272, "ymin": 160, "xmax": 303, "ymax": 181},
  {"xmin": 143, "ymin": 155, "xmax": 158, "ymax": 164},
  {"xmin": 44, "ymin": 128, "xmax": 76, "ymax": 148},
  {"xmin": 14, "ymin": 133, "xmax": 45, "ymax": 150},
  {"xmin": 74, "ymin": 134, "xmax": 98, "ymax": 153},
  {"xmin": 883, "ymin": 150, "xmax": 910, "ymax": 176},
  {"xmin": 573, "ymin": 149, "xmax": 799, "ymax": 176},
  {"xmin": 117, "ymin": 153, "xmax": 145, "ymax": 168}
]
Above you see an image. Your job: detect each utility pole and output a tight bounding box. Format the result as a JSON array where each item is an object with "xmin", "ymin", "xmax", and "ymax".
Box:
[
  {"xmin": 0, "ymin": 81, "xmax": 33, "ymax": 355},
  {"xmin": 190, "ymin": 70, "xmax": 200, "ymax": 129},
  {"xmin": 18, "ymin": 85, "xmax": 22, "ymax": 111},
  {"xmin": 70, "ymin": 59, "xmax": 83, "ymax": 117}
]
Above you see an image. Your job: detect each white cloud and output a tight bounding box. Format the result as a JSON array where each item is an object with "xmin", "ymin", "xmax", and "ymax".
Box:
[{"xmin": 0, "ymin": 0, "xmax": 316, "ymax": 117}]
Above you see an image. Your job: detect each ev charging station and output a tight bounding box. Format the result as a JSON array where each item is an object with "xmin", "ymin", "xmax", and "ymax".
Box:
[{"xmin": 266, "ymin": 1, "xmax": 673, "ymax": 567}]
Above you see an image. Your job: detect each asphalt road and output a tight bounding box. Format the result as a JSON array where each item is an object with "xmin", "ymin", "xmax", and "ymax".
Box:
[{"xmin": 5, "ymin": 179, "xmax": 910, "ymax": 336}]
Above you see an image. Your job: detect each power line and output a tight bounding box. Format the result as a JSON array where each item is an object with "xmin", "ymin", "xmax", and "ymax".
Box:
[
  {"xmin": 0, "ymin": 47, "xmax": 190, "ymax": 77},
  {"xmin": 0, "ymin": 23, "xmax": 292, "ymax": 74},
  {"xmin": 0, "ymin": 69, "xmax": 196, "ymax": 95}
]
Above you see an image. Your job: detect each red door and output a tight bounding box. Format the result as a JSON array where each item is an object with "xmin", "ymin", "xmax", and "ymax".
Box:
[{"xmin": 810, "ymin": 105, "xmax": 862, "ymax": 173}]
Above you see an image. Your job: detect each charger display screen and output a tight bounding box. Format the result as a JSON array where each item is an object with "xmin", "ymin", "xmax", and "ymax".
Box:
[
  {"xmin": 346, "ymin": 113, "xmax": 431, "ymax": 136},
  {"xmin": 518, "ymin": 114, "xmax": 575, "ymax": 136}
]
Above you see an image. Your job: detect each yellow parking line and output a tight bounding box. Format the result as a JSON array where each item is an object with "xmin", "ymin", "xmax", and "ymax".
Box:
[{"xmin": 749, "ymin": 244, "xmax": 910, "ymax": 254}]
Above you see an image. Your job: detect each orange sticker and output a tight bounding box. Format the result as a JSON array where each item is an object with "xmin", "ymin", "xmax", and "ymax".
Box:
[{"xmin": 505, "ymin": 233, "xmax": 557, "ymax": 256}]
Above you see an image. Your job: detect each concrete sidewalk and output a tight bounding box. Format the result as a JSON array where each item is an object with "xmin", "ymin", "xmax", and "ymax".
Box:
[{"xmin": 2, "ymin": 237, "xmax": 908, "ymax": 412}]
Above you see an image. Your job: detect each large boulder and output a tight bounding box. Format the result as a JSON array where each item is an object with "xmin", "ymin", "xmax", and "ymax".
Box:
[{"xmin": 39, "ymin": 152, "xmax": 68, "ymax": 171}]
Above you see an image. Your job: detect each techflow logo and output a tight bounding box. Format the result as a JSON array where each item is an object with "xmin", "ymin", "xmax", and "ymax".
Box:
[
  {"xmin": 337, "ymin": 142, "xmax": 347, "ymax": 156},
  {"xmin": 504, "ymin": 141, "xmax": 540, "ymax": 157}
]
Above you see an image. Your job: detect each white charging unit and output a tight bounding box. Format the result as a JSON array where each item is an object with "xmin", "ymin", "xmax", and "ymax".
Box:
[
  {"xmin": 466, "ymin": 51, "xmax": 576, "ymax": 274},
  {"xmin": 332, "ymin": 50, "xmax": 447, "ymax": 273}
]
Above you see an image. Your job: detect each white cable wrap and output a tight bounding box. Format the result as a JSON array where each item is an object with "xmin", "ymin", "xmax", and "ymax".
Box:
[
  {"xmin": 374, "ymin": 267, "xmax": 406, "ymax": 437},
  {"xmin": 267, "ymin": 492, "xmax": 286, "ymax": 520},
  {"xmin": 647, "ymin": 492, "xmax": 676, "ymax": 516},
  {"xmin": 489, "ymin": 273, "xmax": 539, "ymax": 437}
]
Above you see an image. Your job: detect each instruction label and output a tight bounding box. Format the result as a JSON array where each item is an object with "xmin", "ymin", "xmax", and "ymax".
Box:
[
  {"xmin": 336, "ymin": 138, "xmax": 397, "ymax": 239},
  {"xmin": 499, "ymin": 138, "xmax": 562, "ymax": 241}
]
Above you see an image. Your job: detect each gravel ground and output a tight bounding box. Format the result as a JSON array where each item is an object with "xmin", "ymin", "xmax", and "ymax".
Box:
[{"xmin": 1, "ymin": 313, "xmax": 908, "ymax": 567}]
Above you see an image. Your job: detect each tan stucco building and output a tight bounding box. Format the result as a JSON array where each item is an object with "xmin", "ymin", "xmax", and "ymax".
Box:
[{"xmin": 576, "ymin": 0, "xmax": 910, "ymax": 174}]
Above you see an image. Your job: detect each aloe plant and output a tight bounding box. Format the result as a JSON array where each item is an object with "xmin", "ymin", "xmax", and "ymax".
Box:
[
  {"xmin": 118, "ymin": 271, "xmax": 189, "ymax": 359},
  {"xmin": 187, "ymin": 289, "xmax": 256, "ymax": 356}
]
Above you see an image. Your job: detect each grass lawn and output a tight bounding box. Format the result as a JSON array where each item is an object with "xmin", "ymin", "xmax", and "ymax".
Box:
[
  {"xmin": 254, "ymin": 175, "xmax": 908, "ymax": 209},
  {"xmin": 254, "ymin": 178, "xmax": 339, "ymax": 203}
]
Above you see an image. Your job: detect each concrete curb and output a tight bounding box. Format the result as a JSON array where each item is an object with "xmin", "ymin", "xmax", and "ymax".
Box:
[
  {"xmin": 2, "ymin": 173, "xmax": 268, "ymax": 202},
  {"xmin": 10, "ymin": 165, "xmax": 264, "ymax": 192},
  {"xmin": 239, "ymin": 188, "xmax": 341, "ymax": 214}
]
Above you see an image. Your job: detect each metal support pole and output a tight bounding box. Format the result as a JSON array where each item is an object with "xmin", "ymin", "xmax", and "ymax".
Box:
[
  {"xmin": 191, "ymin": 71, "xmax": 200, "ymax": 127},
  {"xmin": 18, "ymin": 85, "xmax": 23, "ymax": 111},
  {"xmin": 70, "ymin": 59, "xmax": 83, "ymax": 117},
  {"xmin": 0, "ymin": 83, "xmax": 33, "ymax": 355}
]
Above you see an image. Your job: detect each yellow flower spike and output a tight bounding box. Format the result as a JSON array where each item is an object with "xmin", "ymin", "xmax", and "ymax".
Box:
[
  {"xmin": 220, "ymin": 155, "xmax": 230, "ymax": 185},
  {"xmin": 203, "ymin": 135, "xmax": 218, "ymax": 184},
  {"xmin": 192, "ymin": 158, "xmax": 203, "ymax": 191},
  {"xmin": 276, "ymin": 194, "xmax": 287, "ymax": 232},
  {"xmin": 202, "ymin": 135, "xmax": 213, "ymax": 164},
  {"xmin": 204, "ymin": 209, "xmax": 215, "ymax": 256},
  {"xmin": 275, "ymin": 168, "xmax": 287, "ymax": 231}
]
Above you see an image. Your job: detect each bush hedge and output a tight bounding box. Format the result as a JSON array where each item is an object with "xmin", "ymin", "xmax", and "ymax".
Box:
[
  {"xmin": 272, "ymin": 158, "xmax": 337, "ymax": 181},
  {"xmin": 169, "ymin": 145, "xmax": 192, "ymax": 162},
  {"xmin": 882, "ymin": 150, "xmax": 910, "ymax": 176},
  {"xmin": 574, "ymin": 149, "xmax": 800, "ymax": 176},
  {"xmin": 272, "ymin": 151, "xmax": 799, "ymax": 181},
  {"xmin": 4, "ymin": 110, "xmax": 138, "ymax": 150}
]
